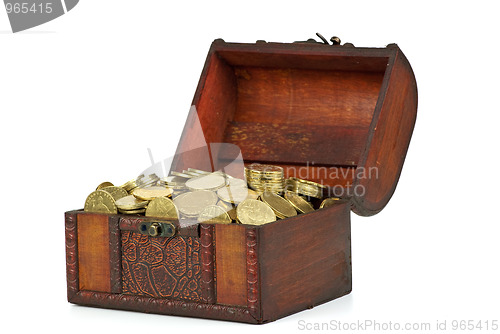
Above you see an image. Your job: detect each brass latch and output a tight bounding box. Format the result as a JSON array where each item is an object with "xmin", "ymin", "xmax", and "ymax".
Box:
[{"xmin": 138, "ymin": 221, "xmax": 176, "ymax": 238}]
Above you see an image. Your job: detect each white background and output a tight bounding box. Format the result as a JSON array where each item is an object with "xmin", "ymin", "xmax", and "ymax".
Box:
[{"xmin": 1, "ymin": 1, "xmax": 499, "ymax": 333}]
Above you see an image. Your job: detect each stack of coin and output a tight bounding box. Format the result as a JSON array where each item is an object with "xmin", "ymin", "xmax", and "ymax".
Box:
[
  {"xmin": 119, "ymin": 173, "xmax": 160, "ymax": 194},
  {"xmin": 285, "ymin": 177, "xmax": 327, "ymax": 198},
  {"xmin": 120, "ymin": 179, "xmax": 139, "ymax": 193},
  {"xmin": 245, "ymin": 164, "xmax": 285, "ymax": 193},
  {"xmin": 186, "ymin": 168, "xmax": 211, "ymax": 176},
  {"xmin": 158, "ymin": 175, "xmax": 187, "ymax": 190},
  {"xmin": 170, "ymin": 171, "xmax": 195, "ymax": 178},
  {"xmin": 136, "ymin": 174, "xmax": 160, "ymax": 188}
]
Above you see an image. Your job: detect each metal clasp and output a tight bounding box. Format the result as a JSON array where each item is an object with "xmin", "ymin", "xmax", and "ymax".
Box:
[
  {"xmin": 138, "ymin": 221, "xmax": 176, "ymax": 238},
  {"xmin": 294, "ymin": 33, "xmax": 341, "ymax": 45}
]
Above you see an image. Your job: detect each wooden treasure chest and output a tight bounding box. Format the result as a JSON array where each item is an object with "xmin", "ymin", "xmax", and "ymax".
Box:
[{"xmin": 65, "ymin": 36, "xmax": 417, "ymax": 324}]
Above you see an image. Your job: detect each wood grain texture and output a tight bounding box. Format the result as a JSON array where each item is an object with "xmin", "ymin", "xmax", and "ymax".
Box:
[
  {"xmin": 215, "ymin": 224, "xmax": 247, "ymax": 306},
  {"xmin": 77, "ymin": 213, "xmax": 111, "ymax": 292},
  {"xmin": 170, "ymin": 40, "xmax": 416, "ymax": 210},
  {"xmin": 170, "ymin": 52, "xmax": 237, "ymax": 173},
  {"xmin": 109, "ymin": 216, "xmax": 122, "ymax": 294},
  {"xmin": 223, "ymin": 122, "xmax": 368, "ymax": 167},
  {"xmin": 234, "ymin": 67, "xmax": 383, "ymax": 129},
  {"xmin": 214, "ymin": 40, "xmax": 391, "ymax": 72},
  {"xmin": 352, "ymin": 45, "xmax": 418, "ymax": 216},
  {"xmin": 258, "ymin": 203, "xmax": 352, "ymax": 322}
]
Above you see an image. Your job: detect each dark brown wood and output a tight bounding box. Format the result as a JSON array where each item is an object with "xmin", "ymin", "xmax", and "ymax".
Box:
[
  {"xmin": 109, "ymin": 216, "xmax": 122, "ymax": 294},
  {"xmin": 223, "ymin": 122, "xmax": 369, "ymax": 167},
  {"xmin": 233, "ymin": 67, "xmax": 383, "ymax": 130},
  {"xmin": 245, "ymin": 227, "xmax": 261, "ymax": 320},
  {"xmin": 215, "ymin": 224, "xmax": 247, "ymax": 306},
  {"xmin": 70, "ymin": 291, "xmax": 258, "ymax": 323},
  {"xmin": 77, "ymin": 213, "xmax": 111, "ymax": 292},
  {"xmin": 65, "ymin": 211, "xmax": 79, "ymax": 301},
  {"xmin": 214, "ymin": 40, "xmax": 391, "ymax": 72},
  {"xmin": 170, "ymin": 40, "xmax": 415, "ymax": 210},
  {"xmin": 171, "ymin": 52, "xmax": 237, "ymax": 173},
  {"xmin": 258, "ymin": 203, "xmax": 352, "ymax": 323},
  {"xmin": 199, "ymin": 224, "xmax": 215, "ymax": 303},
  {"xmin": 352, "ymin": 45, "xmax": 417, "ymax": 216}
]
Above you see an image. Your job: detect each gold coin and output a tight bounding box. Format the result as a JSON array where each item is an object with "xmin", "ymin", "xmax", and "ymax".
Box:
[
  {"xmin": 96, "ymin": 181, "xmax": 114, "ymax": 190},
  {"xmin": 198, "ymin": 205, "xmax": 232, "ymax": 224},
  {"xmin": 84, "ymin": 190, "xmax": 118, "ymax": 214},
  {"xmin": 100, "ymin": 186, "xmax": 129, "ymax": 201},
  {"xmin": 146, "ymin": 196, "xmax": 178, "ymax": 219},
  {"xmin": 217, "ymin": 186, "xmax": 251, "ymax": 204},
  {"xmin": 120, "ymin": 179, "xmax": 138, "ymax": 193},
  {"xmin": 171, "ymin": 171, "xmax": 194, "ymax": 178},
  {"xmin": 119, "ymin": 208, "xmax": 146, "ymax": 215},
  {"xmin": 173, "ymin": 190, "xmax": 218, "ymax": 216},
  {"xmin": 245, "ymin": 164, "xmax": 283, "ymax": 174},
  {"xmin": 187, "ymin": 168, "xmax": 211, "ymax": 175},
  {"xmin": 320, "ymin": 197, "xmax": 341, "ymax": 209},
  {"xmin": 133, "ymin": 186, "xmax": 173, "ymax": 201},
  {"xmin": 217, "ymin": 200, "xmax": 237, "ymax": 220},
  {"xmin": 183, "ymin": 170, "xmax": 205, "ymax": 177},
  {"xmin": 286, "ymin": 177, "xmax": 325, "ymax": 198},
  {"xmin": 246, "ymin": 189, "xmax": 261, "ymax": 200},
  {"xmin": 261, "ymin": 191, "xmax": 297, "ymax": 219},
  {"xmin": 226, "ymin": 178, "xmax": 247, "ymax": 188},
  {"xmin": 136, "ymin": 174, "xmax": 159, "ymax": 187},
  {"xmin": 185, "ymin": 173, "xmax": 226, "ymax": 191},
  {"xmin": 284, "ymin": 191, "xmax": 314, "ymax": 214},
  {"xmin": 236, "ymin": 199, "xmax": 276, "ymax": 225},
  {"xmin": 115, "ymin": 195, "xmax": 149, "ymax": 210},
  {"xmin": 161, "ymin": 175, "xmax": 185, "ymax": 183}
]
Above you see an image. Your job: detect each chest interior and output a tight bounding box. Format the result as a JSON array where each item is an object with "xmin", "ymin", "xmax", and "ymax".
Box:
[{"xmin": 192, "ymin": 48, "xmax": 390, "ymax": 188}]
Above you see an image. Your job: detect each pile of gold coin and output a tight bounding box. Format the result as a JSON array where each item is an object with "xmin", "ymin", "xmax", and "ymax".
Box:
[
  {"xmin": 85, "ymin": 174, "xmax": 176, "ymax": 216},
  {"xmin": 285, "ymin": 177, "xmax": 327, "ymax": 198},
  {"xmin": 83, "ymin": 166, "xmax": 343, "ymax": 226},
  {"xmin": 245, "ymin": 164, "xmax": 285, "ymax": 193}
]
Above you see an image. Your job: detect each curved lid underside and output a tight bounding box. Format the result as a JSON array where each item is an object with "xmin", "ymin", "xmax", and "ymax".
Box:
[{"xmin": 172, "ymin": 41, "xmax": 417, "ymax": 217}]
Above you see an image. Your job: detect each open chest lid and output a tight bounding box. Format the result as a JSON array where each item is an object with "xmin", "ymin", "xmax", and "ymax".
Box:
[{"xmin": 170, "ymin": 38, "xmax": 417, "ymax": 217}]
